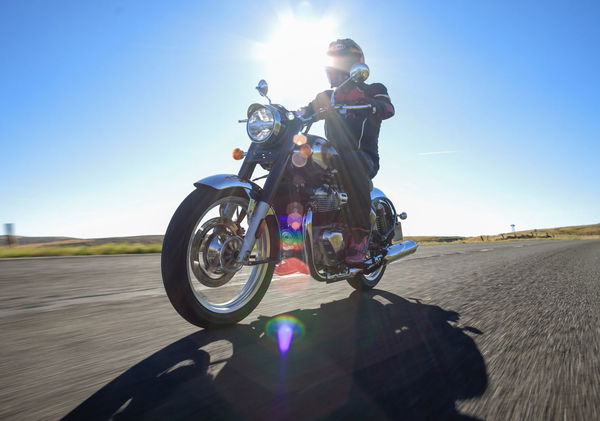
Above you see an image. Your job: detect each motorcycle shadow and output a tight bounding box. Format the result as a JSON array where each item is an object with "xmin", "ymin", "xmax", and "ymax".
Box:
[{"xmin": 63, "ymin": 290, "xmax": 487, "ymax": 421}]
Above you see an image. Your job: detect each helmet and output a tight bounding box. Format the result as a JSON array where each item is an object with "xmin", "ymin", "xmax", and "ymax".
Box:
[{"xmin": 325, "ymin": 39, "xmax": 365, "ymax": 88}]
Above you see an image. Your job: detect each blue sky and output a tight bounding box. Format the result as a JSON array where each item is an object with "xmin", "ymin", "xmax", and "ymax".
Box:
[{"xmin": 1, "ymin": 0, "xmax": 599, "ymax": 237}]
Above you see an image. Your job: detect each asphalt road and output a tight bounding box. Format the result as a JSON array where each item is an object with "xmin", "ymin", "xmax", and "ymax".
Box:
[{"xmin": 1, "ymin": 240, "xmax": 599, "ymax": 420}]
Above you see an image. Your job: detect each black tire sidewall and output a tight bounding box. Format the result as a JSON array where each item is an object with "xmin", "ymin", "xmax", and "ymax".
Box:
[
  {"xmin": 161, "ymin": 187, "xmax": 276, "ymax": 328},
  {"xmin": 347, "ymin": 265, "xmax": 386, "ymax": 291}
]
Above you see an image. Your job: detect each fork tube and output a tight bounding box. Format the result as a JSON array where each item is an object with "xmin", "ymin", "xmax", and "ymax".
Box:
[
  {"xmin": 235, "ymin": 145, "xmax": 292, "ymax": 263},
  {"xmin": 236, "ymin": 201, "xmax": 271, "ymax": 263}
]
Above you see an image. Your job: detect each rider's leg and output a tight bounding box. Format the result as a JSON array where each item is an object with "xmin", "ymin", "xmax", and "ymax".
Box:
[{"xmin": 336, "ymin": 150, "xmax": 375, "ymax": 265}]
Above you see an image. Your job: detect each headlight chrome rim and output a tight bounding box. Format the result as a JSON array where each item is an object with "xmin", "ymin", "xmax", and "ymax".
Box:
[{"xmin": 246, "ymin": 105, "xmax": 282, "ymax": 144}]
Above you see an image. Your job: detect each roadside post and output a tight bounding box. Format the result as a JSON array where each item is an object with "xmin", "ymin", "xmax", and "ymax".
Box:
[{"xmin": 4, "ymin": 223, "xmax": 15, "ymax": 247}]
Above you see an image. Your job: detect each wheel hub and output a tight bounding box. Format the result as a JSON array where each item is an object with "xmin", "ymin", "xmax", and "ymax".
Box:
[
  {"xmin": 190, "ymin": 218, "xmax": 244, "ymax": 287},
  {"xmin": 219, "ymin": 236, "xmax": 244, "ymax": 273}
]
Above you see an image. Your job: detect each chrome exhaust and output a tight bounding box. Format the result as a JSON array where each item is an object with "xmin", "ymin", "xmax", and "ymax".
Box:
[{"xmin": 383, "ymin": 240, "xmax": 419, "ymax": 264}]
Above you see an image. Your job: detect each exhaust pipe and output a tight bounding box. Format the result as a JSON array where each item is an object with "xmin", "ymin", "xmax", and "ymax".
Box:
[{"xmin": 383, "ymin": 240, "xmax": 419, "ymax": 264}]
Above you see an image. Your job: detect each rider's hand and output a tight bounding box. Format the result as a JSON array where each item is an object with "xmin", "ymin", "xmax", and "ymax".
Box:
[{"xmin": 294, "ymin": 108, "xmax": 308, "ymax": 118}]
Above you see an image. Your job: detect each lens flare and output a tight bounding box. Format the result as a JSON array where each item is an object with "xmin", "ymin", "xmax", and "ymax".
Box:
[
  {"xmin": 291, "ymin": 151, "xmax": 308, "ymax": 168},
  {"xmin": 265, "ymin": 315, "xmax": 305, "ymax": 355},
  {"xmin": 255, "ymin": 12, "xmax": 338, "ymax": 105},
  {"xmin": 280, "ymin": 229, "xmax": 303, "ymax": 251},
  {"xmin": 287, "ymin": 212, "xmax": 303, "ymax": 231},
  {"xmin": 286, "ymin": 202, "xmax": 303, "ymax": 215}
]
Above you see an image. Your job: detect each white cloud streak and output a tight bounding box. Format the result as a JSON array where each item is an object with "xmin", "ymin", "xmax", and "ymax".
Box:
[{"xmin": 417, "ymin": 150, "xmax": 458, "ymax": 156}]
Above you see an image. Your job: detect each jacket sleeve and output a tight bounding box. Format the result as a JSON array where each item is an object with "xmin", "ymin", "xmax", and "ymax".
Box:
[
  {"xmin": 368, "ymin": 83, "xmax": 395, "ymax": 120},
  {"xmin": 299, "ymin": 90, "xmax": 333, "ymax": 121}
]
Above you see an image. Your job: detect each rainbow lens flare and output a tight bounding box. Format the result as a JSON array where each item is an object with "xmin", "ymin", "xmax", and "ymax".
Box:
[
  {"xmin": 265, "ymin": 315, "xmax": 305, "ymax": 354},
  {"xmin": 280, "ymin": 229, "xmax": 304, "ymax": 251}
]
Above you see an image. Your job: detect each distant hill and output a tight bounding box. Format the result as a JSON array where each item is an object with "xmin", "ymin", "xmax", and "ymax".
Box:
[
  {"xmin": 0, "ymin": 236, "xmax": 75, "ymax": 246},
  {"xmin": 499, "ymin": 223, "xmax": 600, "ymax": 238},
  {"xmin": 2, "ymin": 223, "xmax": 598, "ymax": 248},
  {"xmin": 407, "ymin": 223, "xmax": 600, "ymax": 244}
]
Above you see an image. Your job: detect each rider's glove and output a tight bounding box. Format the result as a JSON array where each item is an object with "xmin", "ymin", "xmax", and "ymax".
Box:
[{"xmin": 294, "ymin": 108, "xmax": 308, "ymax": 118}]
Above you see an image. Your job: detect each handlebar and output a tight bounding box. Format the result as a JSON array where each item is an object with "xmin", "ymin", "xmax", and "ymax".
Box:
[
  {"xmin": 296, "ymin": 103, "xmax": 373, "ymax": 127},
  {"xmin": 333, "ymin": 104, "xmax": 372, "ymax": 111}
]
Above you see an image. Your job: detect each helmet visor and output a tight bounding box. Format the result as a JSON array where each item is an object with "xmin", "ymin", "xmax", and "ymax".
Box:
[
  {"xmin": 326, "ymin": 55, "xmax": 357, "ymax": 73},
  {"xmin": 325, "ymin": 67, "xmax": 349, "ymax": 88}
]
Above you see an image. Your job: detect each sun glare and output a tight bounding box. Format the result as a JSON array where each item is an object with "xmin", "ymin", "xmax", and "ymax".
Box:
[{"xmin": 257, "ymin": 13, "xmax": 338, "ymax": 108}]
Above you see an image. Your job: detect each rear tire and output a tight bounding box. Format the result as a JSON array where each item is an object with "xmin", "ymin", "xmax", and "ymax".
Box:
[
  {"xmin": 161, "ymin": 187, "xmax": 277, "ymax": 328},
  {"xmin": 347, "ymin": 264, "xmax": 386, "ymax": 291}
]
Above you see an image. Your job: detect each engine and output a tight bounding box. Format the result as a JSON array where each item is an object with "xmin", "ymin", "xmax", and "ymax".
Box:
[
  {"xmin": 314, "ymin": 225, "xmax": 346, "ymax": 267},
  {"xmin": 310, "ymin": 185, "xmax": 348, "ymax": 212}
]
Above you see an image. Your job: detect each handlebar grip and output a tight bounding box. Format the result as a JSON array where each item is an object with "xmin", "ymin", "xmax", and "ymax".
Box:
[{"xmin": 338, "ymin": 104, "xmax": 372, "ymax": 110}]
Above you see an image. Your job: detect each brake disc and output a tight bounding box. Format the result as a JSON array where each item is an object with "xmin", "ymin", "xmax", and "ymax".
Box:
[{"xmin": 190, "ymin": 218, "xmax": 241, "ymax": 287}]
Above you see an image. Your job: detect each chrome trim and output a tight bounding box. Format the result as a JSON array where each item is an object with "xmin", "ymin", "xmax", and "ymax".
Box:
[
  {"xmin": 303, "ymin": 209, "xmax": 365, "ymax": 282},
  {"xmin": 236, "ymin": 201, "xmax": 270, "ymax": 263},
  {"xmin": 370, "ymin": 187, "xmax": 387, "ymax": 202},
  {"xmin": 246, "ymin": 105, "xmax": 282, "ymax": 144},
  {"xmin": 185, "ymin": 196, "xmax": 271, "ymax": 314},
  {"xmin": 363, "ymin": 265, "xmax": 384, "ymax": 282},
  {"xmin": 302, "ymin": 209, "xmax": 326, "ymax": 282},
  {"xmin": 337, "ymin": 104, "xmax": 372, "ymax": 111},
  {"xmin": 255, "ymin": 79, "xmax": 271, "ymax": 104},
  {"xmin": 350, "ymin": 63, "xmax": 370, "ymax": 83},
  {"xmin": 330, "ymin": 63, "xmax": 369, "ymax": 106},
  {"xmin": 322, "ymin": 231, "xmax": 344, "ymax": 254},
  {"xmin": 370, "ymin": 208, "xmax": 377, "ymax": 229},
  {"xmin": 194, "ymin": 174, "xmax": 258, "ymax": 193},
  {"xmin": 310, "ymin": 140, "xmax": 328, "ymax": 170},
  {"xmin": 382, "ymin": 240, "xmax": 418, "ymax": 263},
  {"xmin": 326, "ymin": 268, "xmax": 363, "ymax": 281}
]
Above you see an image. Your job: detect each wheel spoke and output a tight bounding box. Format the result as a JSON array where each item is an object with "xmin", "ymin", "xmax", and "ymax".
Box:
[{"xmin": 186, "ymin": 196, "xmax": 271, "ymax": 314}]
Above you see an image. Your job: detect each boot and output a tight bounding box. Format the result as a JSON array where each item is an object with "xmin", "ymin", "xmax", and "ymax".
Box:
[{"xmin": 345, "ymin": 229, "xmax": 370, "ymax": 267}]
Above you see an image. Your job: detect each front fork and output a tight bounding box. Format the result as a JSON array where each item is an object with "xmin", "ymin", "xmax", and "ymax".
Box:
[
  {"xmin": 236, "ymin": 201, "xmax": 271, "ymax": 262},
  {"xmin": 235, "ymin": 144, "xmax": 293, "ymax": 264}
]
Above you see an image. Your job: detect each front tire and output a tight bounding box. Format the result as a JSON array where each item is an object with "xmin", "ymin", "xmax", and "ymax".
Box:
[{"xmin": 161, "ymin": 187, "xmax": 277, "ymax": 328}]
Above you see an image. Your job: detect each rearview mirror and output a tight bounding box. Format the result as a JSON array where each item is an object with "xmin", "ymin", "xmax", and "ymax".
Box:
[
  {"xmin": 349, "ymin": 63, "xmax": 370, "ymax": 83},
  {"xmin": 256, "ymin": 80, "xmax": 269, "ymax": 97}
]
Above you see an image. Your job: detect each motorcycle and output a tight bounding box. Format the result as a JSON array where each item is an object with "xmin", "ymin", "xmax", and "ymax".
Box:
[{"xmin": 161, "ymin": 63, "xmax": 419, "ymax": 328}]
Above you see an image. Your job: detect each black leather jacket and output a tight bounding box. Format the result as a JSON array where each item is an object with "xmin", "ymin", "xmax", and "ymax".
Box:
[{"xmin": 303, "ymin": 81, "xmax": 395, "ymax": 177}]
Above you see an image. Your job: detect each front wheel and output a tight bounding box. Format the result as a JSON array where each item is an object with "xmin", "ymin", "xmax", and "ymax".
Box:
[
  {"xmin": 161, "ymin": 187, "xmax": 277, "ymax": 328},
  {"xmin": 347, "ymin": 264, "xmax": 386, "ymax": 291}
]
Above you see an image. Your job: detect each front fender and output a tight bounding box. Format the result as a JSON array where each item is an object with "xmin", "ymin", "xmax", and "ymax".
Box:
[
  {"xmin": 193, "ymin": 173, "xmax": 281, "ymax": 263},
  {"xmin": 193, "ymin": 174, "xmax": 277, "ymax": 221},
  {"xmin": 194, "ymin": 174, "xmax": 262, "ymax": 200}
]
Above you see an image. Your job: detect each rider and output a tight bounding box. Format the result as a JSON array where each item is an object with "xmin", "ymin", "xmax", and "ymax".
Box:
[{"xmin": 300, "ymin": 39, "xmax": 395, "ymax": 266}]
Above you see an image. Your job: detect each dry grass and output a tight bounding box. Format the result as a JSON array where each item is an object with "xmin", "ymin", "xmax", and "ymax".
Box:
[
  {"xmin": 0, "ymin": 243, "xmax": 162, "ymax": 258},
  {"xmin": 1, "ymin": 224, "xmax": 597, "ymax": 257},
  {"xmin": 407, "ymin": 223, "xmax": 600, "ymax": 244}
]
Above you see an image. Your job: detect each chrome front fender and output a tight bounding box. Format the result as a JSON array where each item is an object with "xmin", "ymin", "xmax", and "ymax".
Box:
[
  {"xmin": 194, "ymin": 174, "xmax": 279, "ymax": 263},
  {"xmin": 193, "ymin": 174, "xmax": 262, "ymax": 200},
  {"xmin": 193, "ymin": 173, "xmax": 277, "ymax": 219}
]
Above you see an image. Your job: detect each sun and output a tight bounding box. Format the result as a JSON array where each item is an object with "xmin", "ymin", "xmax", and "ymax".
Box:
[{"xmin": 256, "ymin": 13, "xmax": 338, "ymax": 109}]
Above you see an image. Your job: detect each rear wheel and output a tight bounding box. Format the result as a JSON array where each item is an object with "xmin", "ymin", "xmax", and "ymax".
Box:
[
  {"xmin": 161, "ymin": 187, "xmax": 277, "ymax": 328},
  {"xmin": 347, "ymin": 263, "xmax": 386, "ymax": 291}
]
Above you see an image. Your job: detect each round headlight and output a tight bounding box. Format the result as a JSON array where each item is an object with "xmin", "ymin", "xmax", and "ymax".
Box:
[{"xmin": 246, "ymin": 106, "xmax": 281, "ymax": 143}]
